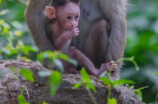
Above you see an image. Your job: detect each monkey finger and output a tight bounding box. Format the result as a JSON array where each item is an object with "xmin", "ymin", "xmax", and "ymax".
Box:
[
  {"xmin": 112, "ymin": 67, "xmax": 117, "ymax": 71},
  {"xmin": 76, "ymin": 31, "xmax": 80, "ymax": 34},
  {"xmin": 75, "ymin": 29, "xmax": 79, "ymax": 32},
  {"xmin": 112, "ymin": 64, "xmax": 117, "ymax": 67},
  {"xmin": 74, "ymin": 28, "xmax": 79, "ymax": 31},
  {"xmin": 109, "ymin": 61, "xmax": 114, "ymax": 65}
]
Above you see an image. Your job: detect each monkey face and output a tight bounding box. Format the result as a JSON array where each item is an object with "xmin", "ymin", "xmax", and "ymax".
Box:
[
  {"xmin": 56, "ymin": 2, "xmax": 80, "ymax": 29},
  {"xmin": 60, "ymin": 15, "xmax": 79, "ymax": 29}
]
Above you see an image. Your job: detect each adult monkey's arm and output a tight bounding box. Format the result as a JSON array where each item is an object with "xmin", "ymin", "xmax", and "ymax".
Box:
[{"xmin": 25, "ymin": 0, "xmax": 54, "ymax": 52}]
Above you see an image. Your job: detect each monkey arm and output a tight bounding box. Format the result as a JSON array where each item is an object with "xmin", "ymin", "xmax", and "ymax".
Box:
[
  {"xmin": 25, "ymin": 0, "xmax": 55, "ymax": 52},
  {"xmin": 54, "ymin": 33, "xmax": 73, "ymax": 51},
  {"xmin": 99, "ymin": 0, "xmax": 127, "ymax": 69}
]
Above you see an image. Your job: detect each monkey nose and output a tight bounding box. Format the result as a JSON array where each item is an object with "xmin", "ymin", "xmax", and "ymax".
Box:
[{"xmin": 71, "ymin": 24, "xmax": 74, "ymax": 28}]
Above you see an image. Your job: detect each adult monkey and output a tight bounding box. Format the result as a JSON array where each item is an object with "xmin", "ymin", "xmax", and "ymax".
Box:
[{"xmin": 25, "ymin": 0, "xmax": 127, "ymax": 80}]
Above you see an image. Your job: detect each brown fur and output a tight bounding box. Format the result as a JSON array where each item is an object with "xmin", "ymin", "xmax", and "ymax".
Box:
[{"xmin": 25, "ymin": 0, "xmax": 127, "ymax": 80}]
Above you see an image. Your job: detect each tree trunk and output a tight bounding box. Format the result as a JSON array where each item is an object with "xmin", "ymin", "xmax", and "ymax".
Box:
[{"xmin": 0, "ymin": 60, "xmax": 141, "ymax": 104}]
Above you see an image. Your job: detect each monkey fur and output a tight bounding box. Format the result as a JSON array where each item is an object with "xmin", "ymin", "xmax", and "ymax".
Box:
[{"xmin": 25, "ymin": 0, "xmax": 127, "ymax": 80}]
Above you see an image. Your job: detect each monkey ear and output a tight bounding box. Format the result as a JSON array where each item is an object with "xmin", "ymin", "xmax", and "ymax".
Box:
[{"xmin": 45, "ymin": 6, "xmax": 56, "ymax": 19}]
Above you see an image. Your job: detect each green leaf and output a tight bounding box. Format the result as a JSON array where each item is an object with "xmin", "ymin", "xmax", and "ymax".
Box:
[
  {"xmin": 22, "ymin": 45, "xmax": 38, "ymax": 55},
  {"xmin": 80, "ymin": 68, "xmax": 90, "ymax": 84},
  {"xmin": 18, "ymin": 93, "xmax": 30, "ymax": 104},
  {"xmin": 14, "ymin": 30, "xmax": 22, "ymax": 36},
  {"xmin": 115, "ymin": 57, "xmax": 139, "ymax": 71},
  {"xmin": 42, "ymin": 101, "xmax": 49, "ymax": 104},
  {"xmin": 53, "ymin": 59, "xmax": 64, "ymax": 72},
  {"xmin": 0, "ymin": 20, "xmax": 4, "ymax": 25},
  {"xmin": 133, "ymin": 86, "xmax": 148, "ymax": 101},
  {"xmin": 73, "ymin": 83, "xmax": 81, "ymax": 89},
  {"xmin": 21, "ymin": 69, "xmax": 35, "ymax": 83},
  {"xmin": 113, "ymin": 79, "xmax": 135, "ymax": 86},
  {"xmin": 108, "ymin": 98, "xmax": 117, "ymax": 104},
  {"xmin": 0, "ymin": 0, "xmax": 2, "ymax": 5},
  {"xmin": 153, "ymin": 72, "xmax": 158, "ymax": 76},
  {"xmin": 58, "ymin": 54, "xmax": 78, "ymax": 66},
  {"xmin": 18, "ymin": 94, "xmax": 26, "ymax": 104},
  {"xmin": 100, "ymin": 77, "xmax": 112, "ymax": 85},
  {"xmin": 38, "ymin": 51, "xmax": 53, "ymax": 61},
  {"xmin": 50, "ymin": 71, "xmax": 62, "ymax": 96},
  {"xmin": 87, "ymin": 84, "xmax": 96, "ymax": 93}
]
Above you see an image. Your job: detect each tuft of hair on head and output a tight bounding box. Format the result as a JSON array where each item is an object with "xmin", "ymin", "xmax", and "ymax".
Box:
[
  {"xmin": 55, "ymin": 0, "xmax": 67, "ymax": 5},
  {"xmin": 52, "ymin": 0, "xmax": 80, "ymax": 7}
]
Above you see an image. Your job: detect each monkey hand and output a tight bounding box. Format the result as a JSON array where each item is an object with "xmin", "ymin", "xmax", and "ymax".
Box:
[
  {"xmin": 66, "ymin": 28, "xmax": 79, "ymax": 38},
  {"xmin": 98, "ymin": 61, "xmax": 118, "ymax": 75}
]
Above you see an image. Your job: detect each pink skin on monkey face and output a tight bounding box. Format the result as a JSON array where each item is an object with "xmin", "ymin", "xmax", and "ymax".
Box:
[{"xmin": 56, "ymin": 2, "xmax": 80, "ymax": 30}]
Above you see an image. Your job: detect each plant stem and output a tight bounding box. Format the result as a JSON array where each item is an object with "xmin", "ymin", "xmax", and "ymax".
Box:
[{"xmin": 87, "ymin": 89, "xmax": 97, "ymax": 104}]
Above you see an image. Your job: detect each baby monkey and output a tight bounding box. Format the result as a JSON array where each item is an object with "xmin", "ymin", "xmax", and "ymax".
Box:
[{"xmin": 45, "ymin": 0, "xmax": 118, "ymax": 75}]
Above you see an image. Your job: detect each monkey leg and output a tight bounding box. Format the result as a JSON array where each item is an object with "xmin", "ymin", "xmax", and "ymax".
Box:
[
  {"xmin": 83, "ymin": 19, "xmax": 109, "ymax": 68},
  {"xmin": 83, "ymin": 19, "xmax": 119, "ymax": 79},
  {"xmin": 61, "ymin": 58, "xmax": 79, "ymax": 74},
  {"xmin": 66, "ymin": 47, "xmax": 100, "ymax": 75}
]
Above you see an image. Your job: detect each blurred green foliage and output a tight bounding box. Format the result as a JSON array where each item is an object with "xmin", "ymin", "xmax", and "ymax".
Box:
[
  {"xmin": 123, "ymin": 0, "xmax": 158, "ymax": 103},
  {"xmin": 0, "ymin": 0, "xmax": 158, "ymax": 103}
]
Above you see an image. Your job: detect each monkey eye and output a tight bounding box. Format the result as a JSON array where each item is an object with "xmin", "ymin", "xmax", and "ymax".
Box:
[
  {"xmin": 67, "ymin": 16, "xmax": 71, "ymax": 19},
  {"xmin": 75, "ymin": 16, "xmax": 79, "ymax": 19}
]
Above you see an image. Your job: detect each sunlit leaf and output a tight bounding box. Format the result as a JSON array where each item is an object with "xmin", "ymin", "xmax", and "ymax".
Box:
[
  {"xmin": 21, "ymin": 57, "xmax": 31, "ymax": 61},
  {"xmin": 0, "ymin": 20, "xmax": 4, "ymax": 25},
  {"xmin": 0, "ymin": 0, "xmax": 2, "ymax": 5},
  {"xmin": 87, "ymin": 84, "xmax": 96, "ymax": 93},
  {"xmin": 21, "ymin": 69, "xmax": 35, "ymax": 83},
  {"xmin": 50, "ymin": 71, "xmax": 62, "ymax": 96},
  {"xmin": 80, "ymin": 68, "xmax": 90, "ymax": 83},
  {"xmin": 2, "ymin": 27, "xmax": 9, "ymax": 34},
  {"xmin": 153, "ymin": 72, "xmax": 158, "ymax": 76},
  {"xmin": 115, "ymin": 57, "xmax": 139, "ymax": 71},
  {"xmin": 24, "ymin": 46, "xmax": 38, "ymax": 52},
  {"xmin": 18, "ymin": 40, "xmax": 24, "ymax": 47},
  {"xmin": 133, "ymin": 86, "xmax": 148, "ymax": 101},
  {"xmin": 58, "ymin": 54, "xmax": 77, "ymax": 66},
  {"xmin": 18, "ymin": 93, "xmax": 26, "ymax": 104},
  {"xmin": 18, "ymin": 93, "xmax": 30, "ymax": 104},
  {"xmin": 42, "ymin": 101, "xmax": 49, "ymax": 104},
  {"xmin": 14, "ymin": 30, "xmax": 22, "ymax": 36},
  {"xmin": 73, "ymin": 83, "xmax": 81, "ymax": 89},
  {"xmin": 100, "ymin": 77, "xmax": 112, "ymax": 85},
  {"xmin": 113, "ymin": 79, "xmax": 135, "ymax": 86},
  {"xmin": 38, "ymin": 51, "xmax": 52, "ymax": 61},
  {"xmin": 108, "ymin": 98, "xmax": 117, "ymax": 104}
]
